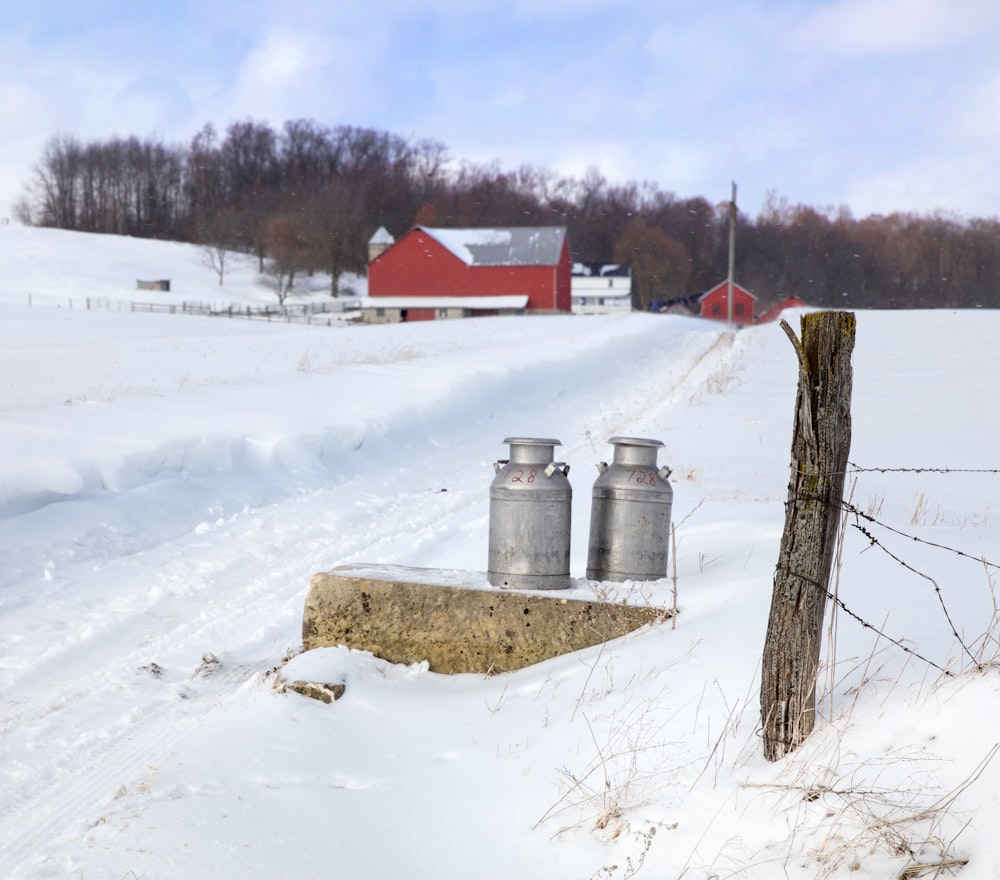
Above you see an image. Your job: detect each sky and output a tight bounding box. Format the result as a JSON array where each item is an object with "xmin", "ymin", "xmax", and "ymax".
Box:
[
  {"xmin": 4, "ymin": 225, "xmax": 1000, "ymax": 878},
  {"xmin": 3, "ymin": 0, "xmax": 1000, "ymax": 223}
]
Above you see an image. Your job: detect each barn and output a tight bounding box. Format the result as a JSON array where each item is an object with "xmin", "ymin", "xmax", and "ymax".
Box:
[
  {"xmin": 365, "ymin": 226, "xmax": 571, "ymax": 321},
  {"xmin": 698, "ymin": 280, "xmax": 757, "ymax": 325},
  {"xmin": 755, "ymin": 297, "xmax": 807, "ymax": 324}
]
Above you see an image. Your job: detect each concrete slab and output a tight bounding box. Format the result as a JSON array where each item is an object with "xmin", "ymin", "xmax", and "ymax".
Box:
[{"xmin": 302, "ymin": 563, "xmax": 673, "ymax": 674}]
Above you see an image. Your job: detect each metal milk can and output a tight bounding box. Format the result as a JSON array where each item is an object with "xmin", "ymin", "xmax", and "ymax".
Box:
[
  {"xmin": 488, "ymin": 437, "xmax": 572, "ymax": 590},
  {"xmin": 586, "ymin": 436, "xmax": 673, "ymax": 582}
]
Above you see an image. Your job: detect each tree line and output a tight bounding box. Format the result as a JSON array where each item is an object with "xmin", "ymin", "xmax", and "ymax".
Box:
[{"xmin": 15, "ymin": 118, "xmax": 1000, "ymax": 309}]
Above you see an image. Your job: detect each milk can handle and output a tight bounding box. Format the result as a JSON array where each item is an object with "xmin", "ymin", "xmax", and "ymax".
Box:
[
  {"xmin": 544, "ymin": 462, "xmax": 569, "ymax": 478},
  {"xmin": 493, "ymin": 459, "xmax": 509, "ymax": 474},
  {"xmin": 658, "ymin": 465, "xmax": 672, "ymax": 479}
]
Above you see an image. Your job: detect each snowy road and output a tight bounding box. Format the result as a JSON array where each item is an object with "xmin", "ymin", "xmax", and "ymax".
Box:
[{"xmin": 0, "ymin": 311, "xmax": 737, "ymax": 876}]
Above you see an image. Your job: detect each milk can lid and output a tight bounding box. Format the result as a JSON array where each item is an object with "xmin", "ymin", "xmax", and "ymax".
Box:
[
  {"xmin": 502, "ymin": 436, "xmax": 562, "ymax": 446},
  {"xmin": 608, "ymin": 436, "xmax": 664, "ymax": 448}
]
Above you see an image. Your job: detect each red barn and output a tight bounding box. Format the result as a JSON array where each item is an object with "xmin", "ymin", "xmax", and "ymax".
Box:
[
  {"xmin": 755, "ymin": 297, "xmax": 807, "ymax": 324},
  {"xmin": 698, "ymin": 280, "xmax": 757, "ymax": 325},
  {"xmin": 367, "ymin": 226, "xmax": 571, "ymax": 320}
]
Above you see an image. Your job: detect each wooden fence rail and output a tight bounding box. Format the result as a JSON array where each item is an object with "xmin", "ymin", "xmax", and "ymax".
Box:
[{"xmin": 25, "ymin": 295, "xmax": 360, "ymax": 324}]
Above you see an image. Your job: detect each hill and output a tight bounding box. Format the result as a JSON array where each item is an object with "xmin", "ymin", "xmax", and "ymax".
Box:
[
  {"xmin": 2, "ymin": 226, "xmax": 1000, "ymax": 879},
  {"xmin": 0, "ymin": 223, "xmax": 364, "ymax": 310}
]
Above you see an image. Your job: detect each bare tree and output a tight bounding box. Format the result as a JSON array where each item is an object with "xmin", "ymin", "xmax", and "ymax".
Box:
[
  {"xmin": 261, "ymin": 213, "xmax": 310, "ymax": 304},
  {"xmin": 614, "ymin": 218, "xmax": 691, "ymax": 309},
  {"xmin": 12, "ymin": 195, "xmax": 34, "ymax": 225},
  {"xmin": 299, "ymin": 183, "xmax": 364, "ymax": 296},
  {"xmin": 261, "ymin": 258, "xmax": 296, "ymax": 304},
  {"xmin": 279, "ymin": 118, "xmax": 338, "ymax": 189},
  {"xmin": 17, "ymin": 117, "xmax": 1000, "ymax": 311},
  {"xmin": 195, "ymin": 207, "xmax": 240, "ymax": 285}
]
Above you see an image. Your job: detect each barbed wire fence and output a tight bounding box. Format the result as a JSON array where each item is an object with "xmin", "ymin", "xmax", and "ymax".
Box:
[{"xmin": 802, "ymin": 463, "xmax": 1000, "ymax": 681}]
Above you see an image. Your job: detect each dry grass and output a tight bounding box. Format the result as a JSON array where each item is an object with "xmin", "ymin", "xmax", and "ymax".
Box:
[
  {"xmin": 739, "ymin": 728, "xmax": 995, "ymax": 879},
  {"xmin": 535, "ymin": 695, "xmax": 681, "ymax": 841},
  {"xmin": 909, "ymin": 492, "xmax": 943, "ymax": 527},
  {"xmin": 576, "ymin": 476, "xmax": 1000, "ymax": 878},
  {"xmin": 961, "ymin": 558, "xmax": 1000, "ymax": 670},
  {"xmin": 589, "ymin": 824, "xmax": 665, "ymax": 880},
  {"xmin": 296, "ymin": 348, "xmax": 314, "ymax": 372},
  {"xmin": 866, "ymin": 493, "xmax": 886, "ymax": 517}
]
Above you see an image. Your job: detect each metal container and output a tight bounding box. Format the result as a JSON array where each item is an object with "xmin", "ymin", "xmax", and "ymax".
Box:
[
  {"xmin": 488, "ymin": 437, "xmax": 572, "ymax": 590},
  {"xmin": 586, "ymin": 437, "xmax": 673, "ymax": 582}
]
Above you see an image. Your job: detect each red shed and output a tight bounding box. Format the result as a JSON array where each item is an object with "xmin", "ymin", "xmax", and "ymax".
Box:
[
  {"xmin": 755, "ymin": 297, "xmax": 807, "ymax": 324},
  {"xmin": 698, "ymin": 280, "xmax": 757, "ymax": 325},
  {"xmin": 368, "ymin": 226, "xmax": 571, "ymax": 317}
]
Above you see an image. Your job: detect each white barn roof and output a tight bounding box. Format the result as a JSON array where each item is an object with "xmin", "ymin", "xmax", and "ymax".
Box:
[{"xmin": 360, "ymin": 295, "xmax": 529, "ymax": 310}]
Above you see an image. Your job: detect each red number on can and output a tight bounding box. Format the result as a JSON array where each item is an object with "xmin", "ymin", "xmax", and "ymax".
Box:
[{"xmin": 628, "ymin": 469, "xmax": 655, "ymax": 485}]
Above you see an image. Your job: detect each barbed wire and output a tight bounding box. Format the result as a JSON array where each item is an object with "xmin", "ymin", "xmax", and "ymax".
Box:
[
  {"xmin": 819, "ymin": 580, "xmax": 955, "ymax": 677},
  {"xmin": 845, "ymin": 513, "xmax": 978, "ymax": 672},
  {"xmin": 790, "ymin": 464, "xmax": 1000, "ymax": 478},
  {"xmin": 775, "ymin": 505, "xmax": 966, "ymax": 676},
  {"xmin": 781, "ymin": 468, "xmax": 1000, "ymax": 676},
  {"xmin": 847, "ymin": 462, "xmax": 1000, "ymax": 475},
  {"xmin": 842, "ymin": 502, "xmax": 1000, "ymax": 572}
]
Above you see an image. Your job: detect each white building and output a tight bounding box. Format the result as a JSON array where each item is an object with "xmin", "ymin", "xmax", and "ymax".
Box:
[{"xmin": 571, "ymin": 263, "xmax": 632, "ymax": 314}]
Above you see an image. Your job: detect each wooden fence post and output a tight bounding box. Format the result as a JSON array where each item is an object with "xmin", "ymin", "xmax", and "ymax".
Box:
[{"xmin": 761, "ymin": 311, "xmax": 856, "ymax": 761}]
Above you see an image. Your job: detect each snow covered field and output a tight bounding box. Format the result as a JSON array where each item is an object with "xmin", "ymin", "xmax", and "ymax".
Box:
[{"xmin": 2, "ymin": 224, "xmax": 1000, "ymax": 879}]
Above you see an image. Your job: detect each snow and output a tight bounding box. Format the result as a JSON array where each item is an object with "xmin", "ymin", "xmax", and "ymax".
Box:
[
  {"xmin": 357, "ymin": 294, "xmax": 529, "ymax": 310},
  {"xmin": 423, "ymin": 227, "xmax": 514, "ymax": 264},
  {"xmin": 3, "ymin": 223, "xmax": 1000, "ymax": 879}
]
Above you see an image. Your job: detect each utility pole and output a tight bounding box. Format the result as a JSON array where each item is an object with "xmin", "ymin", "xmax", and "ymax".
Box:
[{"xmin": 727, "ymin": 181, "xmax": 737, "ymax": 326}]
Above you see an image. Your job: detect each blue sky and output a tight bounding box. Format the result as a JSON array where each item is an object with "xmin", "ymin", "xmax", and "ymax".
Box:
[{"xmin": 3, "ymin": 0, "xmax": 1000, "ymax": 221}]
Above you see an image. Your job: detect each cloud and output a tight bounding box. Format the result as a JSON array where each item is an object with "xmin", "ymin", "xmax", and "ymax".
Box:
[
  {"xmin": 2, "ymin": 0, "xmax": 1000, "ymax": 220},
  {"xmin": 788, "ymin": 0, "xmax": 999, "ymax": 56},
  {"xmin": 225, "ymin": 27, "xmax": 339, "ymax": 116},
  {"xmin": 949, "ymin": 70, "xmax": 1000, "ymax": 143},
  {"xmin": 112, "ymin": 75, "xmax": 195, "ymax": 136},
  {"xmin": 844, "ymin": 152, "xmax": 1000, "ymax": 218}
]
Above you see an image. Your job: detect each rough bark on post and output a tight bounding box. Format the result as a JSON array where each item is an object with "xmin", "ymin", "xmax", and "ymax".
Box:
[{"xmin": 761, "ymin": 311, "xmax": 856, "ymax": 761}]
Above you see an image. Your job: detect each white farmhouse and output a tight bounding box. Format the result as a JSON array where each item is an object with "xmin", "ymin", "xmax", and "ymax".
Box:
[{"xmin": 571, "ymin": 263, "xmax": 632, "ymax": 314}]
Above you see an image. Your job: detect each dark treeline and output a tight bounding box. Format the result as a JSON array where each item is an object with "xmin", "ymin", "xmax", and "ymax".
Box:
[{"xmin": 15, "ymin": 118, "xmax": 1000, "ymax": 308}]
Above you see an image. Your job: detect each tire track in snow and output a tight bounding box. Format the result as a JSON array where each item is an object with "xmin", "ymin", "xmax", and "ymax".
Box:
[
  {"xmin": 1, "ymin": 662, "xmax": 262, "ymax": 879},
  {"xmin": 0, "ymin": 319, "xmax": 741, "ymax": 875},
  {"xmin": 0, "ymin": 551, "xmax": 288, "ymax": 876},
  {"xmin": 0, "ymin": 471, "xmax": 488, "ymax": 876},
  {"xmin": 559, "ymin": 327, "xmax": 737, "ymax": 465}
]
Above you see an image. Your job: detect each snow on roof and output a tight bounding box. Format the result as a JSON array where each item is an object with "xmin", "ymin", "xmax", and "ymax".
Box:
[
  {"xmin": 360, "ymin": 294, "xmax": 529, "ymax": 310},
  {"xmin": 369, "ymin": 226, "xmax": 395, "ymax": 245},
  {"xmin": 572, "ymin": 261, "xmax": 630, "ymax": 277},
  {"xmin": 418, "ymin": 226, "xmax": 566, "ymax": 267}
]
